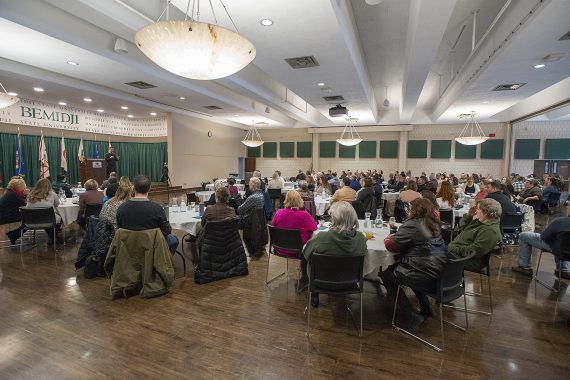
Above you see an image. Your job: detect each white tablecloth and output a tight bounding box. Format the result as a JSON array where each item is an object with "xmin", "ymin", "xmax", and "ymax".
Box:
[
  {"xmin": 281, "ymin": 186, "xmax": 296, "ymax": 194},
  {"xmin": 382, "ymin": 192, "xmax": 400, "ymax": 201},
  {"xmin": 314, "ymin": 195, "xmax": 330, "ymax": 216},
  {"xmin": 196, "ymin": 190, "xmax": 245, "ymax": 203},
  {"xmin": 168, "ymin": 208, "xmax": 202, "ymax": 236},
  {"xmin": 57, "ymin": 202, "xmax": 80, "ymax": 226},
  {"xmin": 205, "ymin": 183, "xmax": 245, "ymax": 191}
]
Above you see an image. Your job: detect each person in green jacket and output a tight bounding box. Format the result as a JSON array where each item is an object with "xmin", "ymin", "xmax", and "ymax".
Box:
[
  {"xmin": 448, "ymin": 198, "xmax": 502, "ymax": 272},
  {"xmin": 303, "ymin": 201, "xmax": 367, "ymax": 307}
]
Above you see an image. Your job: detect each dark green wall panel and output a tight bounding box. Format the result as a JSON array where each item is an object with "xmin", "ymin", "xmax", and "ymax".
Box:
[
  {"xmin": 430, "ymin": 140, "xmax": 451, "ymax": 159},
  {"xmin": 379, "ymin": 140, "xmax": 398, "ymax": 158}
]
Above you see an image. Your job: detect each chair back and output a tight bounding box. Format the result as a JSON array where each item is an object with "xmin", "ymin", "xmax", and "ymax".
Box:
[
  {"xmin": 439, "ymin": 208, "xmax": 453, "ymax": 225},
  {"xmin": 310, "ymin": 253, "xmax": 364, "ymax": 293},
  {"xmin": 263, "ymin": 192, "xmax": 273, "ymax": 220},
  {"xmin": 186, "ymin": 192, "xmax": 198, "ymax": 204},
  {"xmin": 268, "ymin": 225, "xmax": 303, "ymax": 257},
  {"xmin": 303, "ymin": 200, "xmax": 317, "ymax": 220},
  {"xmin": 545, "ymin": 191, "xmax": 561, "ymax": 207},
  {"xmin": 351, "ymin": 200, "xmax": 364, "ymax": 219},
  {"xmin": 556, "ymin": 231, "xmax": 570, "ymax": 260},
  {"xmin": 393, "ymin": 199, "xmax": 409, "ymax": 223},
  {"xmin": 268, "ymin": 188, "xmax": 282, "ymax": 200},
  {"xmin": 501, "ymin": 212, "xmax": 524, "ymax": 233},
  {"xmin": 85, "ymin": 203, "xmax": 103, "ymax": 219},
  {"xmin": 436, "ymin": 253, "xmax": 474, "ymax": 303},
  {"xmin": 20, "ymin": 207, "xmax": 56, "ymax": 229}
]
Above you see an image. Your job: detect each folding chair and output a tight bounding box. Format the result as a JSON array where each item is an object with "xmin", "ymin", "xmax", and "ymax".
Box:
[
  {"xmin": 19, "ymin": 206, "xmax": 58, "ymax": 250},
  {"xmin": 534, "ymin": 231, "xmax": 570, "ymax": 293},
  {"xmin": 266, "ymin": 225, "xmax": 304, "ymax": 291}
]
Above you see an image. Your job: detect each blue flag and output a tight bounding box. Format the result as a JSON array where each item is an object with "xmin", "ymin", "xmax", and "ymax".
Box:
[
  {"xmin": 94, "ymin": 143, "xmax": 100, "ymax": 159},
  {"xmin": 15, "ymin": 128, "xmax": 25, "ymax": 176}
]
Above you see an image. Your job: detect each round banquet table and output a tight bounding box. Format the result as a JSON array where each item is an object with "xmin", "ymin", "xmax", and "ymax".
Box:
[
  {"xmin": 168, "ymin": 208, "xmax": 202, "ymax": 236},
  {"xmin": 196, "ymin": 190, "xmax": 245, "ymax": 203},
  {"xmin": 381, "ymin": 192, "xmax": 400, "ymax": 201},
  {"xmin": 57, "ymin": 201, "xmax": 80, "ymax": 226},
  {"xmin": 313, "ymin": 195, "xmax": 331, "ymax": 216},
  {"xmin": 205, "ymin": 183, "xmax": 245, "ymax": 191}
]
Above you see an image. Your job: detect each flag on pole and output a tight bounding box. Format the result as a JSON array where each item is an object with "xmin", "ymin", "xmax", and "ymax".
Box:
[
  {"xmin": 94, "ymin": 142, "xmax": 100, "ymax": 159},
  {"xmin": 15, "ymin": 127, "xmax": 25, "ymax": 176},
  {"xmin": 108, "ymin": 137, "xmax": 112, "ymax": 151},
  {"xmin": 60, "ymin": 133, "xmax": 68, "ymax": 172},
  {"xmin": 78, "ymin": 136, "xmax": 85, "ymax": 163},
  {"xmin": 39, "ymin": 131, "xmax": 50, "ymax": 179}
]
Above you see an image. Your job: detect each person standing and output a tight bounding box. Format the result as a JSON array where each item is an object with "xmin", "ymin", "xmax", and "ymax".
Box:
[{"xmin": 105, "ymin": 146, "xmax": 120, "ymax": 177}]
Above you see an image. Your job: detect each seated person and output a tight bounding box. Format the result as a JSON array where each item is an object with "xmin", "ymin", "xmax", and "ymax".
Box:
[
  {"xmin": 512, "ymin": 195, "xmax": 570, "ymax": 279},
  {"xmin": 25, "ymin": 178, "xmax": 63, "ymax": 245},
  {"xmin": 227, "ymin": 177, "xmax": 239, "ymax": 197},
  {"xmin": 100, "ymin": 172, "xmax": 117, "ymax": 190},
  {"xmin": 517, "ymin": 179, "xmax": 542, "ymax": 205},
  {"xmin": 399, "ymin": 180, "xmax": 422, "ymax": 203},
  {"xmin": 356, "ymin": 177, "xmax": 377, "ymax": 219},
  {"xmin": 295, "ymin": 169, "xmax": 306, "ymax": 181},
  {"xmin": 116, "ymin": 175, "xmax": 178, "ymax": 255},
  {"xmin": 349, "ymin": 175, "xmax": 361, "ymax": 192},
  {"xmin": 100, "ymin": 178, "xmax": 133, "ymax": 230},
  {"xmin": 388, "ymin": 174, "xmax": 405, "ymax": 191},
  {"xmin": 315, "ymin": 174, "xmax": 332, "ymax": 196},
  {"xmin": 474, "ymin": 179, "xmax": 491, "ymax": 202},
  {"xmin": 0, "ymin": 176, "xmax": 27, "ymax": 245},
  {"xmin": 201, "ymin": 187, "xmax": 236, "ymax": 227},
  {"xmin": 268, "ymin": 172, "xmax": 284, "ymax": 189},
  {"xmin": 306, "ymin": 175, "xmax": 316, "ymax": 192},
  {"xmin": 272, "ymin": 191, "xmax": 317, "ymax": 259},
  {"xmin": 77, "ymin": 179, "xmax": 104, "ymax": 228},
  {"xmin": 486, "ymin": 180, "xmax": 516, "ymax": 214},
  {"xmin": 462, "ymin": 176, "xmax": 479, "ymax": 195},
  {"xmin": 542, "ymin": 177, "xmax": 561, "ymax": 207},
  {"xmin": 330, "ymin": 177, "xmax": 356, "ymax": 204},
  {"xmin": 205, "ymin": 180, "xmax": 225, "ymax": 205},
  {"xmin": 448, "ymin": 199, "xmax": 502, "ymax": 272},
  {"xmin": 421, "ymin": 190, "xmax": 440, "ymax": 219},
  {"xmin": 436, "ymin": 180, "xmax": 456, "ymax": 209},
  {"xmin": 303, "ymin": 201, "xmax": 367, "ymax": 307},
  {"xmin": 51, "ymin": 172, "xmax": 72, "ymax": 198},
  {"xmin": 382, "ymin": 198, "xmax": 447, "ymax": 329},
  {"xmin": 244, "ymin": 170, "xmax": 265, "ymax": 198},
  {"xmin": 102, "ymin": 182, "xmax": 119, "ymax": 205},
  {"xmin": 238, "ymin": 177, "xmax": 265, "ymax": 222},
  {"xmin": 296, "ymin": 180, "xmax": 314, "ymax": 202}
]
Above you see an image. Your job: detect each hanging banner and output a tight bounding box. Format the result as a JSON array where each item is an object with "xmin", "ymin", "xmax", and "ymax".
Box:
[{"xmin": 0, "ymin": 98, "xmax": 167, "ymax": 137}]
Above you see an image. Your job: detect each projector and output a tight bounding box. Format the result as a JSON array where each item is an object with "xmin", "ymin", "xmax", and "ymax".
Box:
[{"xmin": 329, "ymin": 104, "xmax": 348, "ymax": 117}]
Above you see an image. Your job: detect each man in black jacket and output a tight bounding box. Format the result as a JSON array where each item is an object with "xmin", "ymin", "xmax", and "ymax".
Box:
[
  {"xmin": 486, "ymin": 180, "xmax": 516, "ymax": 214},
  {"xmin": 512, "ymin": 195, "xmax": 570, "ymax": 278}
]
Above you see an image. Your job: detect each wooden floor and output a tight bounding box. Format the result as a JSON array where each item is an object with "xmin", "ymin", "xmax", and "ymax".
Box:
[{"xmin": 1, "ymin": 213, "xmax": 569, "ymax": 379}]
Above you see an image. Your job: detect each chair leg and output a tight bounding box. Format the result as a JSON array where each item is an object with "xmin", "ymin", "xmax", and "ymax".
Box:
[
  {"xmin": 306, "ymin": 290, "xmax": 311, "ymax": 336},
  {"xmin": 265, "ymin": 253, "xmax": 287, "ymax": 286},
  {"xmin": 487, "ymin": 275, "xmax": 493, "ymax": 315},
  {"xmin": 439, "ymin": 302, "xmax": 445, "ymax": 352},
  {"xmin": 534, "ymin": 250, "xmax": 560, "ymax": 292},
  {"xmin": 359, "ymin": 291, "xmax": 363, "ymax": 338}
]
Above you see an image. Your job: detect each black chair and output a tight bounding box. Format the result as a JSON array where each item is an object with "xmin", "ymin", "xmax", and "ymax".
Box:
[
  {"xmin": 186, "ymin": 192, "xmax": 198, "ymax": 205},
  {"xmin": 534, "ymin": 231, "xmax": 570, "ymax": 293},
  {"xmin": 19, "ymin": 206, "xmax": 58, "ymax": 250},
  {"xmin": 266, "ymin": 226, "xmax": 304, "ymax": 291},
  {"xmin": 267, "ymin": 188, "xmax": 282, "ymax": 211},
  {"xmin": 303, "ymin": 200, "xmax": 317, "ymax": 221},
  {"xmin": 84, "ymin": 203, "xmax": 103, "ymax": 237},
  {"xmin": 439, "ymin": 209, "xmax": 454, "ymax": 243},
  {"xmin": 351, "ymin": 200, "xmax": 364, "ymax": 219},
  {"xmin": 500, "ymin": 212, "xmax": 524, "ymax": 253},
  {"xmin": 391, "ymin": 253, "xmax": 474, "ymax": 352},
  {"xmin": 306, "ymin": 253, "xmax": 365, "ymax": 337}
]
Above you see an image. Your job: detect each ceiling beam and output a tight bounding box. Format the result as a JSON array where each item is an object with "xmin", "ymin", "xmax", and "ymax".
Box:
[{"xmin": 399, "ymin": 0, "xmax": 456, "ymax": 123}]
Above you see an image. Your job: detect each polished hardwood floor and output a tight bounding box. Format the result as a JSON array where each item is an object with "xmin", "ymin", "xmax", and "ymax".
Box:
[{"xmin": 1, "ymin": 212, "xmax": 569, "ymax": 379}]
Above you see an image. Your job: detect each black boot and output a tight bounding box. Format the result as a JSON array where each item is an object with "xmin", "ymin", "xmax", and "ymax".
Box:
[{"xmin": 311, "ymin": 293, "xmax": 320, "ymax": 308}]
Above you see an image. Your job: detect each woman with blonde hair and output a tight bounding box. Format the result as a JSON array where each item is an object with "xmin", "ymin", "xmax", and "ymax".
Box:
[
  {"xmin": 0, "ymin": 177, "xmax": 27, "ymax": 244},
  {"xmin": 436, "ymin": 180, "xmax": 456, "ymax": 208},
  {"xmin": 272, "ymin": 191, "xmax": 317, "ymax": 258},
  {"xmin": 26, "ymin": 178, "xmax": 62, "ymax": 245},
  {"xmin": 268, "ymin": 172, "xmax": 284, "ymax": 189},
  {"xmin": 100, "ymin": 177, "xmax": 133, "ymax": 230}
]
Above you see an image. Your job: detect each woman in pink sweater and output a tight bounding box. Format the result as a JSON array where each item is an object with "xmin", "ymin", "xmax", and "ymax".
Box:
[{"xmin": 271, "ymin": 190, "xmax": 318, "ymax": 257}]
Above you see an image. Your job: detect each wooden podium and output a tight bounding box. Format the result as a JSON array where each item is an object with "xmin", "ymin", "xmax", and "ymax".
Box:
[{"xmin": 79, "ymin": 159, "xmax": 107, "ymax": 185}]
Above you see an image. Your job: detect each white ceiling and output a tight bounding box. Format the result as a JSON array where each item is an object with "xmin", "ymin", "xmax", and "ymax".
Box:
[{"xmin": 0, "ymin": 0, "xmax": 569, "ymax": 129}]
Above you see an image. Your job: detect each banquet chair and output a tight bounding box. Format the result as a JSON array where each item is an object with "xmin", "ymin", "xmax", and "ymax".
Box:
[
  {"xmin": 268, "ymin": 189, "xmax": 282, "ymax": 210},
  {"xmin": 500, "ymin": 212, "xmax": 524, "ymax": 253},
  {"xmin": 439, "ymin": 209, "xmax": 455, "ymax": 243},
  {"xmin": 19, "ymin": 206, "xmax": 58, "ymax": 251},
  {"xmin": 186, "ymin": 192, "xmax": 198, "ymax": 205},
  {"xmin": 306, "ymin": 253, "xmax": 365, "ymax": 337},
  {"xmin": 266, "ymin": 226, "xmax": 304, "ymax": 292},
  {"xmin": 534, "ymin": 231, "xmax": 570, "ymax": 293},
  {"xmin": 84, "ymin": 203, "xmax": 103, "ymax": 237},
  {"xmin": 303, "ymin": 200, "xmax": 317, "ymax": 221},
  {"xmin": 392, "ymin": 253, "xmax": 474, "ymax": 352}
]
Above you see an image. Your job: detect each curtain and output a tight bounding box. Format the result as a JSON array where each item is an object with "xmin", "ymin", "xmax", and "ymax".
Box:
[{"xmin": 0, "ymin": 132, "xmax": 166, "ymax": 187}]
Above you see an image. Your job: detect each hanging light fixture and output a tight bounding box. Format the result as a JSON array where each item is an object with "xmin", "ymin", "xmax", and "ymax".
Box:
[
  {"xmin": 337, "ymin": 117, "xmax": 362, "ymax": 146},
  {"xmin": 135, "ymin": 0, "xmax": 256, "ymax": 80},
  {"xmin": 241, "ymin": 121, "xmax": 264, "ymax": 147},
  {"xmin": 0, "ymin": 82, "xmax": 19, "ymax": 109},
  {"xmin": 455, "ymin": 111, "xmax": 489, "ymax": 145}
]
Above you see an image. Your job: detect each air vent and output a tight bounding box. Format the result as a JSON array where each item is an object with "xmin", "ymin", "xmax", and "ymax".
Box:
[
  {"xmin": 203, "ymin": 105, "xmax": 223, "ymax": 110},
  {"xmin": 125, "ymin": 81, "xmax": 157, "ymax": 89},
  {"xmin": 457, "ymin": 113, "xmax": 472, "ymax": 119},
  {"xmin": 284, "ymin": 56, "xmax": 320, "ymax": 69},
  {"xmin": 559, "ymin": 30, "xmax": 570, "ymax": 40},
  {"xmin": 492, "ymin": 83, "xmax": 526, "ymax": 91},
  {"xmin": 255, "ymin": 122, "xmax": 269, "ymax": 126},
  {"xmin": 323, "ymin": 95, "xmax": 345, "ymax": 102}
]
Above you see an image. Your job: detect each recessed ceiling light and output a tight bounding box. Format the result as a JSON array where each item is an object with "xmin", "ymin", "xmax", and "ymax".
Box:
[
  {"xmin": 33, "ymin": 87, "xmax": 44, "ymax": 92},
  {"xmin": 97, "ymin": 109, "xmax": 104, "ymax": 113},
  {"xmin": 260, "ymin": 19, "xmax": 273, "ymax": 26},
  {"xmin": 317, "ymin": 82, "xmax": 325, "ymax": 86},
  {"xmin": 83, "ymin": 97, "xmax": 92, "ymax": 102},
  {"xmin": 233, "ymin": 114, "xmax": 239, "ymax": 117},
  {"xmin": 7, "ymin": 92, "xmax": 18, "ymax": 96},
  {"xmin": 533, "ymin": 64, "xmax": 545, "ymax": 69},
  {"xmin": 150, "ymin": 112, "xmax": 157, "ymax": 116},
  {"xmin": 59, "ymin": 101, "xmax": 67, "ymax": 106},
  {"xmin": 127, "ymin": 114, "xmax": 134, "ymax": 118},
  {"xmin": 121, "ymin": 106, "xmax": 128, "ymax": 110},
  {"xmin": 179, "ymin": 96, "xmax": 186, "ymax": 100},
  {"xmin": 482, "ymin": 100, "xmax": 490, "ymax": 104},
  {"xmin": 67, "ymin": 61, "xmax": 79, "ymax": 66}
]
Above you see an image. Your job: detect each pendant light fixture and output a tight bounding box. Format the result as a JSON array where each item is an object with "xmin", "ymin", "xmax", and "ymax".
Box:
[
  {"xmin": 0, "ymin": 82, "xmax": 19, "ymax": 109},
  {"xmin": 337, "ymin": 117, "xmax": 362, "ymax": 146},
  {"xmin": 135, "ymin": 0, "xmax": 256, "ymax": 80},
  {"xmin": 455, "ymin": 111, "xmax": 489, "ymax": 145},
  {"xmin": 241, "ymin": 121, "xmax": 264, "ymax": 147},
  {"xmin": 383, "ymin": 86, "xmax": 389, "ymax": 107}
]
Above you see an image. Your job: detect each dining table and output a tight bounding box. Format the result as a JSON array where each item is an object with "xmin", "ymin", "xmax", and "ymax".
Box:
[
  {"xmin": 168, "ymin": 207, "xmax": 203, "ymax": 236},
  {"xmin": 57, "ymin": 199, "xmax": 80, "ymax": 226},
  {"xmin": 205, "ymin": 183, "xmax": 245, "ymax": 191},
  {"xmin": 196, "ymin": 190, "xmax": 245, "ymax": 203},
  {"xmin": 313, "ymin": 195, "xmax": 331, "ymax": 216}
]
